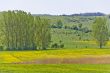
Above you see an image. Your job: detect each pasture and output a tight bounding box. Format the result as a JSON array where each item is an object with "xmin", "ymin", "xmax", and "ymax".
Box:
[
  {"xmin": 0, "ymin": 49, "xmax": 110, "ymax": 63},
  {"xmin": 1, "ymin": 64, "xmax": 110, "ymax": 73},
  {"xmin": 0, "ymin": 12, "xmax": 110, "ymax": 73},
  {"xmin": 0, "ymin": 49, "xmax": 110, "ymax": 73}
]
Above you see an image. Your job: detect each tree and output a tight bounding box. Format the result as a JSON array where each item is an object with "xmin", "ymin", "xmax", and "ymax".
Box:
[
  {"xmin": 56, "ymin": 20, "xmax": 63, "ymax": 28},
  {"xmin": 35, "ymin": 17, "xmax": 51, "ymax": 50},
  {"xmin": 2, "ymin": 10, "xmax": 33, "ymax": 50},
  {"xmin": 0, "ymin": 10, "xmax": 51, "ymax": 51},
  {"xmin": 92, "ymin": 17, "xmax": 109, "ymax": 48},
  {"xmin": 78, "ymin": 23, "xmax": 82, "ymax": 29}
]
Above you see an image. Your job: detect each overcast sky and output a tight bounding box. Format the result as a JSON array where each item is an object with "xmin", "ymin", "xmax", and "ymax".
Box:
[{"xmin": 0, "ymin": 0, "xmax": 110, "ymax": 15}]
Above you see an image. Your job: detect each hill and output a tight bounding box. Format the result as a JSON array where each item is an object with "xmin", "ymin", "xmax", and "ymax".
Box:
[{"xmin": 31, "ymin": 13, "xmax": 110, "ymax": 49}]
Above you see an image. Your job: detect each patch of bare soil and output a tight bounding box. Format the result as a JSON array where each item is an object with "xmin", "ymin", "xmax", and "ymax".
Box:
[{"xmin": 13, "ymin": 55, "xmax": 110, "ymax": 64}]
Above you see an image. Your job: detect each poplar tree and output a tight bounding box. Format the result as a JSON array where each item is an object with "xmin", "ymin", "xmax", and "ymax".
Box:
[{"xmin": 1, "ymin": 10, "xmax": 51, "ymax": 50}]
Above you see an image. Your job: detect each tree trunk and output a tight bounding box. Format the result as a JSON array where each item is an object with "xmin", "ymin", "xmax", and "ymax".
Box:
[
  {"xmin": 99, "ymin": 42, "xmax": 103, "ymax": 48},
  {"xmin": 42, "ymin": 46, "xmax": 46, "ymax": 50}
]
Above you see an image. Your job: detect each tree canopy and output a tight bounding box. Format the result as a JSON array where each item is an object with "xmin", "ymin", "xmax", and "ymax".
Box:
[
  {"xmin": 92, "ymin": 17, "xmax": 109, "ymax": 48},
  {"xmin": 0, "ymin": 10, "xmax": 51, "ymax": 50}
]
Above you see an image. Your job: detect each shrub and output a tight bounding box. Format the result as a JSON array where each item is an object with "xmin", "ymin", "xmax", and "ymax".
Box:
[
  {"xmin": 60, "ymin": 44, "xmax": 64, "ymax": 48},
  {"xmin": 51, "ymin": 43, "xmax": 59, "ymax": 48}
]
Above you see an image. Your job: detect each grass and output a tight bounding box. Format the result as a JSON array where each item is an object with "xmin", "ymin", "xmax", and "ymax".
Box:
[
  {"xmin": 0, "ymin": 14, "xmax": 109, "ymax": 73},
  {"xmin": 1, "ymin": 64, "xmax": 110, "ymax": 73},
  {"xmin": 51, "ymin": 28, "xmax": 110, "ymax": 49},
  {"xmin": 0, "ymin": 49, "xmax": 110, "ymax": 73},
  {"xmin": 0, "ymin": 49, "xmax": 110, "ymax": 63}
]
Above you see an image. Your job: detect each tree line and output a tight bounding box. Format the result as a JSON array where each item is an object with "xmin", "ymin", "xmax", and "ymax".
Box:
[
  {"xmin": 0, "ymin": 10, "xmax": 51, "ymax": 50},
  {"xmin": 0, "ymin": 10, "xmax": 109, "ymax": 50},
  {"xmin": 61, "ymin": 12, "xmax": 105, "ymax": 16}
]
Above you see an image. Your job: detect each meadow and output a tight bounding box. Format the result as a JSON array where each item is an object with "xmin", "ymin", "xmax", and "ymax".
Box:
[
  {"xmin": 1, "ymin": 64, "xmax": 110, "ymax": 73},
  {"xmin": 0, "ymin": 49, "xmax": 110, "ymax": 63},
  {"xmin": 0, "ymin": 49, "xmax": 110, "ymax": 73},
  {"xmin": 0, "ymin": 12, "xmax": 110, "ymax": 73}
]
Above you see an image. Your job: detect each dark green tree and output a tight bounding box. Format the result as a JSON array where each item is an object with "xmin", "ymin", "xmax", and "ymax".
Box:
[
  {"xmin": 56, "ymin": 20, "xmax": 63, "ymax": 28},
  {"xmin": 35, "ymin": 17, "xmax": 51, "ymax": 50}
]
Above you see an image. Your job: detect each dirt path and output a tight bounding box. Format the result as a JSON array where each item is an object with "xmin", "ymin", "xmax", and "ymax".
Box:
[{"xmin": 14, "ymin": 55, "xmax": 110, "ymax": 64}]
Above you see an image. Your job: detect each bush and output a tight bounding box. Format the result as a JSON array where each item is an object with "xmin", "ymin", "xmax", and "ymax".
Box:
[
  {"xmin": 51, "ymin": 43, "xmax": 64, "ymax": 49},
  {"xmin": 51, "ymin": 43, "xmax": 59, "ymax": 48},
  {"xmin": 0, "ymin": 46, "xmax": 3, "ymax": 51},
  {"xmin": 60, "ymin": 44, "xmax": 64, "ymax": 48}
]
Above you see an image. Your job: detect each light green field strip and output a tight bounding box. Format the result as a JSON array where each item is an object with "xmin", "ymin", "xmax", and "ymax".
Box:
[{"xmin": 0, "ymin": 64, "xmax": 110, "ymax": 73}]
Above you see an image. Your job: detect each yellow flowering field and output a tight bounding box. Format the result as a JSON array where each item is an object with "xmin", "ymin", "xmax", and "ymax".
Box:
[{"xmin": 0, "ymin": 49, "xmax": 110, "ymax": 63}]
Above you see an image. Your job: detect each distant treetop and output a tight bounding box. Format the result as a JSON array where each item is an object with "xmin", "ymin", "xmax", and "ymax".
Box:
[
  {"xmin": 32, "ymin": 12, "xmax": 106, "ymax": 16},
  {"xmin": 61, "ymin": 12, "xmax": 106, "ymax": 16}
]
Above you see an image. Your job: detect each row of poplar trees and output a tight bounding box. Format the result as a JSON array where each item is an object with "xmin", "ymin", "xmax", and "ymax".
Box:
[{"xmin": 0, "ymin": 10, "xmax": 51, "ymax": 50}]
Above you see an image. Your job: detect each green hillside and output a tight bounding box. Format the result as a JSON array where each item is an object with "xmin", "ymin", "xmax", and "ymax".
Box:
[{"xmin": 38, "ymin": 15, "xmax": 110, "ymax": 49}]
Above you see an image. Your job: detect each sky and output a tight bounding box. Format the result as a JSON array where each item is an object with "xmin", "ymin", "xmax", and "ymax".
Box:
[{"xmin": 0, "ymin": 0, "xmax": 110, "ymax": 15}]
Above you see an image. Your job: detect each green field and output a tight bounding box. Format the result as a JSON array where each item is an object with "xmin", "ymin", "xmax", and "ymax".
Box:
[
  {"xmin": 0, "ymin": 12, "xmax": 110, "ymax": 73},
  {"xmin": 1, "ymin": 64, "xmax": 110, "ymax": 73},
  {"xmin": 47, "ymin": 15, "xmax": 110, "ymax": 49},
  {"xmin": 0, "ymin": 49, "xmax": 110, "ymax": 73},
  {"xmin": 0, "ymin": 49, "xmax": 110, "ymax": 63}
]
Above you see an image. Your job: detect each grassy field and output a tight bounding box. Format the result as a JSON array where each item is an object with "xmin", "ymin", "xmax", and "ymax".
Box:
[
  {"xmin": 1, "ymin": 49, "xmax": 110, "ymax": 63},
  {"xmin": 1, "ymin": 64, "xmax": 110, "ymax": 73},
  {"xmin": 51, "ymin": 28, "xmax": 110, "ymax": 49},
  {"xmin": 0, "ymin": 12, "xmax": 109, "ymax": 73},
  {"xmin": 1, "ymin": 49, "xmax": 110, "ymax": 73},
  {"xmin": 0, "ymin": 49, "xmax": 110, "ymax": 73}
]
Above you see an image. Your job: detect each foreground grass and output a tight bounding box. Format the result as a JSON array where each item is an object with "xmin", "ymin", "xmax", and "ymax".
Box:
[
  {"xmin": 0, "ymin": 49, "xmax": 110, "ymax": 63},
  {"xmin": 1, "ymin": 49, "xmax": 110, "ymax": 73},
  {"xmin": 0, "ymin": 64, "xmax": 110, "ymax": 73}
]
